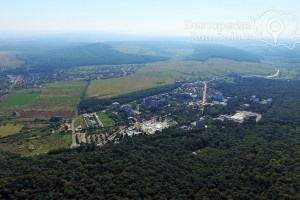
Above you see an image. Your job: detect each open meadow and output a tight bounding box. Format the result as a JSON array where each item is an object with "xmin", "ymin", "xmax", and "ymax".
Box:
[
  {"xmin": 0, "ymin": 91, "xmax": 39, "ymax": 106},
  {"xmin": 87, "ymin": 73, "xmax": 174, "ymax": 98},
  {"xmin": 0, "ymin": 124, "xmax": 23, "ymax": 138},
  {"xmin": 0, "ymin": 132, "xmax": 72, "ymax": 156}
]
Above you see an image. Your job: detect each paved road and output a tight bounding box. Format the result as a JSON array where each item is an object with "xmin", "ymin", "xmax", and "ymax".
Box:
[
  {"xmin": 241, "ymin": 68, "xmax": 280, "ymax": 79},
  {"xmin": 94, "ymin": 113, "xmax": 103, "ymax": 127},
  {"xmin": 267, "ymin": 69, "xmax": 280, "ymax": 78},
  {"xmin": 10, "ymin": 75, "xmax": 21, "ymax": 89},
  {"xmin": 70, "ymin": 117, "xmax": 79, "ymax": 148},
  {"xmin": 202, "ymin": 81, "xmax": 207, "ymax": 104}
]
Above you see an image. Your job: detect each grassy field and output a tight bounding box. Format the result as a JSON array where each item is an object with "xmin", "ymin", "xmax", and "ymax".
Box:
[
  {"xmin": 112, "ymin": 45, "xmax": 161, "ymax": 56},
  {"xmin": 164, "ymin": 48, "xmax": 194, "ymax": 59},
  {"xmin": 0, "ymin": 133, "xmax": 72, "ymax": 156},
  {"xmin": 98, "ymin": 112, "xmax": 114, "ymax": 127},
  {"xmin": 87, "ymin": 59, "xmax": 274, "ymax": 98},
  {"xmin": 73, "ymin": 113, "xmax": 114, "ymax": 128},
  {"xmin": 23, "ymin": 123, "xmax": 49, "ymax": 129},
  {"xmin": 87, "ymin": 74, "xmax": 174, "ymax": 98},
  {"xmin": 112, "ymin": 45, "xmax": 193, "ymax": 59},
  {"xmin": 0, "ymin": 124, "xmax": 23, "ymax": 138},
  {"xmin": 139, "ymin": 59, "xmax": 274, "ymax": 77},
  {"xmin": 35, "ymin": 96, "xmax": 80, "ymax": 103},
  {"xmin": 40, "ymin": 80, "xmax": 87, "ymax": 98},
  {"xmin": 0, "ymin": 80, "xmax": 87, "ymax": 120},
  {"xmin": 26, "ymin": 80, "xmax": 87, "ymax": 118},
  {"xmin": 0, "ymin": 51, "xmax": 24, "ymax": 68},
  {"xmin": 0, "ymin": 92, "xmax": 39, "ymax": 106},
  {"xmin": 74, "ymin": 116, "xmax": 87, "ymax": 129}
]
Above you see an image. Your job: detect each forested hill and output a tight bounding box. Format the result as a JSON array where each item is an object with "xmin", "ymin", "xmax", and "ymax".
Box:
[
  {"xmin": 185, "ymin": 44, "xmax": 263, "ymax": 62},
  {"xmin": 17, "ymin": 43, "xmax": 169, "ymax": 69},
  {"xmin": 0, "ymin": 78, "xmax": 299, "ymax": 199}
]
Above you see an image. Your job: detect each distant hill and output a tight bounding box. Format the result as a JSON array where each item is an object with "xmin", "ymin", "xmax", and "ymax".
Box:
[
  {"xmin": 17, "ymin": 43, "xmax": 169, "ymax": 68},
  {"xmin": 185, "ymin": 44, "xmax": 263, "ymax": 62},
  {"xmin": 252, "ymin": 45, "xmax": 300, "ymax": 63}
]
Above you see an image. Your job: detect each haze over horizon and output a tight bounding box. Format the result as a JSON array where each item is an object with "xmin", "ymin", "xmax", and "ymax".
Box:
[{"xmin": 1, "ymin": 0, "xmax": 300, "ymax": 40}]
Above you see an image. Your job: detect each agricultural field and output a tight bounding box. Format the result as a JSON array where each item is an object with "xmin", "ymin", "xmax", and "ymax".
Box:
[
  {"xmin": 0, "ymin": 124, "xmax": 23, "ymax": 138},
  {"xmin": 0, "ymin": 51, "xmax": 24, "ymax": 68},
  {"xmin": 86, "ymin": 58, "xmax": 275, "ymax": 98},
  {"xmin": 87, "ymin": 74, "xmax": 174, "ymax": 98},
  {"xmin": 25, "ymin": 80, "xmax": 87, "ymax": 118},
  {"xmin": 140, "ymin": 59, "xmax": 275, "ymax": 77},
  {"xmin": 40, "ymin": 80, "xmax": 87, "ymax": 98},
  {"xmin": 0, "ymin": 123, "xmax": 72, "ymax": 156},
  {"xmin": 35, "ymin": 96, "xmax": 80, "ymax": 103},
  {"xmin": 0, "ymin": 80, "xmax": 87, "ymax": 120},
  {"xmin": 0, "ymin": 91, "xmax": 39, "ymax": 107}
]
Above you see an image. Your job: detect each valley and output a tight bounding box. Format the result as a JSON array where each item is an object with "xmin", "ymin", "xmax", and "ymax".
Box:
[
  {"xmin": 1, "ymin": 1, "xmax": 300, "ymax": 199},
  {"xmin": 0, "ymin": 41, "xmax": 297, "ymax": 155}
]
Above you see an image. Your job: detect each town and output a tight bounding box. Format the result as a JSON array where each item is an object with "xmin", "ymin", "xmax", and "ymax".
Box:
[
  {"xmin": 0, "ymin": 64, "xmax": 143, "ymax": 95},
  {"xmin": 69, "ymin": 79, "xmax": 273, "ymax": 147}
]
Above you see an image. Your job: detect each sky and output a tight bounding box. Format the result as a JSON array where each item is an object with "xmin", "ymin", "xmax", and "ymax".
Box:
[{"xmin": 0, "ymin": 0, "xmax": 300, "ymax": 38}]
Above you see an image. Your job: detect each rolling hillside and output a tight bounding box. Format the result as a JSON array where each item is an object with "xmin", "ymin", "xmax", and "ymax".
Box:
[
  {"xmin": 17, "ymin": 43, "xmax": 169, "ymax": 68},
  {"xmin": 185, "ymin": 44, "xmax": 263, "ymax": 62}
]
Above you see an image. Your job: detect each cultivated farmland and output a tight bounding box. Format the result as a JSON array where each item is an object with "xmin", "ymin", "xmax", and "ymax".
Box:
[
  {"xmin": 86, "ymin": 59, "xmax": 274, "ymax": 98},
  {"xmin": 0, "ymin": 80, "xmax": 87, "ymax": 120}
]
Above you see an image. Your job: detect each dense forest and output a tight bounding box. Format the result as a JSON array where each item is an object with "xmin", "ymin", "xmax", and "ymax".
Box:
[
  {"xmin": 254, "ymin": 45, "xmax": 300, "ymax": 63},
  {"xmin": 215, "ymin": 77, "xmax": 300, "ymax": 126},
  {"xmin": 108, "ymin": 42, "xmax": 264, "ymax": 63},
  {"xmin": 0, "ymin": 78, "xmax": 299, "ymax": 199},
  {"xmin": 17, "ymin": 43, "xmax": 169, "ymax": 69},
  {"xmin": 185, "ymin": 44, "xmax": 262, "ymax": 62}
]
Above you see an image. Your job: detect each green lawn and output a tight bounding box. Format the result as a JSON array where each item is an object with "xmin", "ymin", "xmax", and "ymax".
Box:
[{"xmin": 98, "ymin": 113, "xmax": 114, "ymax": 127}]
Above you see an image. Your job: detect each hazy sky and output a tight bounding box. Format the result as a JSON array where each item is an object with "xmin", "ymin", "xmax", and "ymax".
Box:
[{"xmin": 1, "ymin": 0, "xmax": 299, "ymax": 38}]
